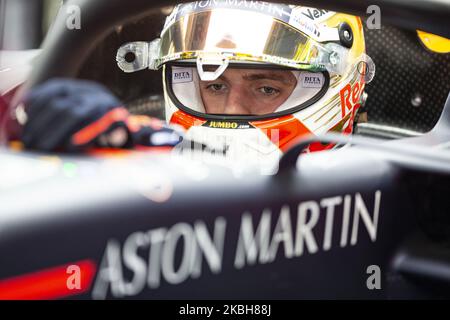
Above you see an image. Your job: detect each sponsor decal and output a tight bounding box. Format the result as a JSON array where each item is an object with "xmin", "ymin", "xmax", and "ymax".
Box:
[
  {"xmin": 203, "ymin": 121, "xmax": 252, "ymax": 129},
  {"xmin": 172, "ymin": 68, "xmax": 193, "ymax": 84},
  {"xmin": 288, "ymin": 7, "xmax": 337, "ymax": 39},
  {"xmin": 165, "ymin": 2, "xmax": 336, "ymax": 42},
  {"xmin": 340, "ymin": 80, "xmax": 365, "ymax": 117},
  {"xmin": 176, "ymin": 1, "xmax": 293, "ymax": 22},
  {"xmin": 300, "ymin": 7, "xmax": 333, "ymax": 21},
  {"xmin": 301, "ymin": 72, "xmax": 323, "ymax": 88},
  {"xmin": 289, "ymin": 8, "xmax": 321, "ymax": 38},
  {"xmin": 92, "ymin": 190, "xmax": 381, "ymax": 299},
  {"xmin": 172, "ymin": 0, "xmax": 297, "ymax": 40}
]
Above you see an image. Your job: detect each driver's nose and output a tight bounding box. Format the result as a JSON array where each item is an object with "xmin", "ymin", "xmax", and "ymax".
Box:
[{"xmin": 223, "ymin": 88, "xmax": 251, "ymax": 115}]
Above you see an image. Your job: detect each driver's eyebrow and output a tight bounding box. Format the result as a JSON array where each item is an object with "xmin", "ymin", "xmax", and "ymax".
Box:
[{"xmin": 241, "ymin": 73, "xmax": 296, "ymax": 85}]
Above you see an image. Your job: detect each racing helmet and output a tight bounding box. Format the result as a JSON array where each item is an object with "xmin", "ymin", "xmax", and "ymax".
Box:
[{"xmin": 117, "ymin": 1, "xmax": 375, "ymax": 156}]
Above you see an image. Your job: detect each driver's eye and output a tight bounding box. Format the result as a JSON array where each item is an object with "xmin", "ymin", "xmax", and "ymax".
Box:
[
  {"xmin": 206, "ymin": 83, "xmax": 227, "ymax": 93},
  {"xmin": 258, "ymin": 86, "xmax": 280, "ymax": 96}
]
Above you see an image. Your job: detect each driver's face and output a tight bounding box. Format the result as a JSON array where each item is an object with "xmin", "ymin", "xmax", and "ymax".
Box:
[{"xmin": 199, "ymin": 69, "xmax": 297, "ymax": 115}]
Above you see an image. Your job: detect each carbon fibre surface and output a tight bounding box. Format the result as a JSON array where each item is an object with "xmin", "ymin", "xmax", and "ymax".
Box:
[{"xmin": 364, "ymin": 24, "xmax": 450, "ymax": 133}]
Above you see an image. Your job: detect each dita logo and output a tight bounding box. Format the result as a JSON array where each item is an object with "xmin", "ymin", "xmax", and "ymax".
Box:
[
  {"xmin": 301, "ymin": 72, "xmax": 323, "ymax": 88},
  {"xmin": 173, "ymin": 69, "xmax": 193, "ymax": 83}
]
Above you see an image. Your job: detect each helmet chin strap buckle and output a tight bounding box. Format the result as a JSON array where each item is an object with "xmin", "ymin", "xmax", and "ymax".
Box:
[{"xmin": 196, "ymin": 53, "xmax": 230, "ymax": 81}]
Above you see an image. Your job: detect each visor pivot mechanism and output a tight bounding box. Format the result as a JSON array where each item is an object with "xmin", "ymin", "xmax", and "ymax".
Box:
[
  {"xmin": 116, "ymin": 41, "xmax": 150, "ymax": 73},
  {"xmin": 319, "ymin": 43, "xmax": 349, "ymax": 75},
  {"xmin": 116, "ymin": 39, "xmax": 161, "ymax": 73},
  {"xmin": 329, "ymin": 51, "xmax": 340, "ymax": 66},
  {"xmin": 338, "ymin": 22, "xmax": 354, "ymax": 48},
  {"xmin": 196, "ymin": 53, "xmax": 230, "ymax": 81}
]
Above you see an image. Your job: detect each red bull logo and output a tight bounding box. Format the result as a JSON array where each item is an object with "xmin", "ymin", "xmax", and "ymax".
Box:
[{"xmin": 340, "ymin": 80, "xmax": 365, "ymax": 117}]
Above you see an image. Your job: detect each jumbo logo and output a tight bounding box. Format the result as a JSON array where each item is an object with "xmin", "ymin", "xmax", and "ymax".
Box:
[
  {"xmin": 340, "ymin": 80, "xmax": 365, "ymax": 117},
  {"xmin": 208, "ymin": 121, "xmax": 239, "ymax": 129}
]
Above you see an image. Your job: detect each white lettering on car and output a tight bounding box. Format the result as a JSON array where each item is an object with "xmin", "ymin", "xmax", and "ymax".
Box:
[{"xmin": 92, "ymin": 190, "xmax": 381, "ymax": 299}]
